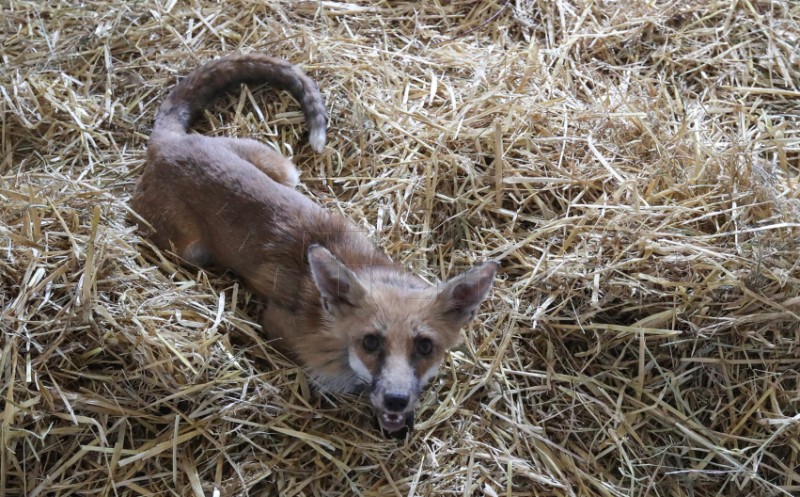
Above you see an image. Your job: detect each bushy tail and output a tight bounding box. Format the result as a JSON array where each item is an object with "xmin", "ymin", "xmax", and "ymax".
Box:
[{"xmin": 153, "ymin": 53, "xmax": 327, "ymax": 152}]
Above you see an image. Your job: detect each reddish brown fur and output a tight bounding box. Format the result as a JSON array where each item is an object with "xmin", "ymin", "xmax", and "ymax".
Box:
[{"xmin": 132, "ymin": 53, "xmax": 498, "ymax": 433}]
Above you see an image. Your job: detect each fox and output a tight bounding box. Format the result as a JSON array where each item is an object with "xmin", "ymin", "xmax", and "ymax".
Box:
[{"xmin": 132, "ymin": 53, "xmax": 498, "ymax": 433}]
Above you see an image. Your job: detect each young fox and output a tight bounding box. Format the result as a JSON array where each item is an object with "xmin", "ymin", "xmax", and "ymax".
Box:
[{"xmin": 132, "ymin": 53, "xmax": 498, "ymax": 433}]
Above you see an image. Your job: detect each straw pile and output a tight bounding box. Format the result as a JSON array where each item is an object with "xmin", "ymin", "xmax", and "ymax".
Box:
[{"xmin": 2, "ymin": 0, "xmax": 799, "ymax": 495}]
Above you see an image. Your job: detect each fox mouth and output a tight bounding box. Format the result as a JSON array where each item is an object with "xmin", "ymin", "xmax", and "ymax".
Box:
[{"xmin": 378, "ymin": 410, "xmax": 414, "ymax": 433}]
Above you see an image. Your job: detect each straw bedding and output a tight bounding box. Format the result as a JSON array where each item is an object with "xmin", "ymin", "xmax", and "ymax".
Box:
[{"xmin": 2, "ymin": 1, "xmax": 799, "ymax": 495}]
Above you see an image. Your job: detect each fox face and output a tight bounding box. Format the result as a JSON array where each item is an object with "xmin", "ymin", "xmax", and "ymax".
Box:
[
  {"xmin": 345, "ymin": 301, "xmax": 455, "ymax": 432},
  {"xmin": 308, "ymin": 245, "xmax": 498, "ymax": 432}
]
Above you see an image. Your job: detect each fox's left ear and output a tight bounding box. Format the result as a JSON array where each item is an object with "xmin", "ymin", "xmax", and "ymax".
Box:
[{"xmin": 436, "ymin": 261, "xmax": 499, "ymax": 327}]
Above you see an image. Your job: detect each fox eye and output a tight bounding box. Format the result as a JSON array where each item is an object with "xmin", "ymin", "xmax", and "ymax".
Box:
[
  {"xmin": 415, "ymin": 338, "xmax": 433, "ymax": 356},
  {"xmin": 362, "ymin": 334, "xmax": 380, "ymax": 352}
]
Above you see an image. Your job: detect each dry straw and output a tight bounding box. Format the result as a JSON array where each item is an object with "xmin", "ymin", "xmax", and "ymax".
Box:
[{"xmin": 2, "ymin": 0, "xmax": 800, "ymax": 496}]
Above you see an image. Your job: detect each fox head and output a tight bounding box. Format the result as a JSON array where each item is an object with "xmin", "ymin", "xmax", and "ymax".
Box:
[{"xmin": 307, "ymin": 245, "xmax": 498, "ymax": 433}]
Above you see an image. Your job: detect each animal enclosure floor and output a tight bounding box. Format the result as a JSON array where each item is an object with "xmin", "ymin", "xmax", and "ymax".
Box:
[{"xmin": 2, "ymin": 1, "xmax": 799, "ymax": 496}]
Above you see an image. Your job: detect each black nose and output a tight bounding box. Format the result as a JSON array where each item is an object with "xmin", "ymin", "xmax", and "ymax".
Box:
[{"xmin": 384, "ymin": 392, "xmax": 409, "ymax": 412}]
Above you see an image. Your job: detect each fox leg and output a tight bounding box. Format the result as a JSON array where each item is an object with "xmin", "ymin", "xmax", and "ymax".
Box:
[
  {"xmin": 150, "ymin": 219, "xmax": 213, "ymax": 267},
  {"xmin": 133, "ymin": 190, "xmax": 213, "ymax": 267},
  {"xmin": 260, "ymin": 301, "xmax": 288, "ymax": 342},
  {"xmin": 215, "ymin": 137, "xmax": 301, "ymax": 187}
]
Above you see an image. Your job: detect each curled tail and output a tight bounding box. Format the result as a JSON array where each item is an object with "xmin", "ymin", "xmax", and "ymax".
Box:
[{"xmin": 153, "ymin": 53, "xmax": 327, "ymax": 152}]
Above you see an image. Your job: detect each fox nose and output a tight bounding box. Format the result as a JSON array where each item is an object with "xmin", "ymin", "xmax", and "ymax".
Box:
[{"xmin": 383, "ymin": 392, "xmax": 409, "ymax": 412}]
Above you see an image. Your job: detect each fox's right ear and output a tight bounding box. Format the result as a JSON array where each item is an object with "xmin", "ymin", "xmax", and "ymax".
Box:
[
  {"xmin": 308, "ymin": 245, "xmax": 366, "ymax": 315},
  {"xmin": 435, "ymin": 261, "xmax": 499, "ymax": 328}
]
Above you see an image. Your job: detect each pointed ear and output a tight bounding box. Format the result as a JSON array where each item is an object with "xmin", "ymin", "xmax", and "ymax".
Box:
[
  {"xmin": 436, "ymin": 261, "xmax": 499, "ymax": 326},
  {"xmin": 307, "ymin": 245, "xmax": 366, "ymax": 315}
]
